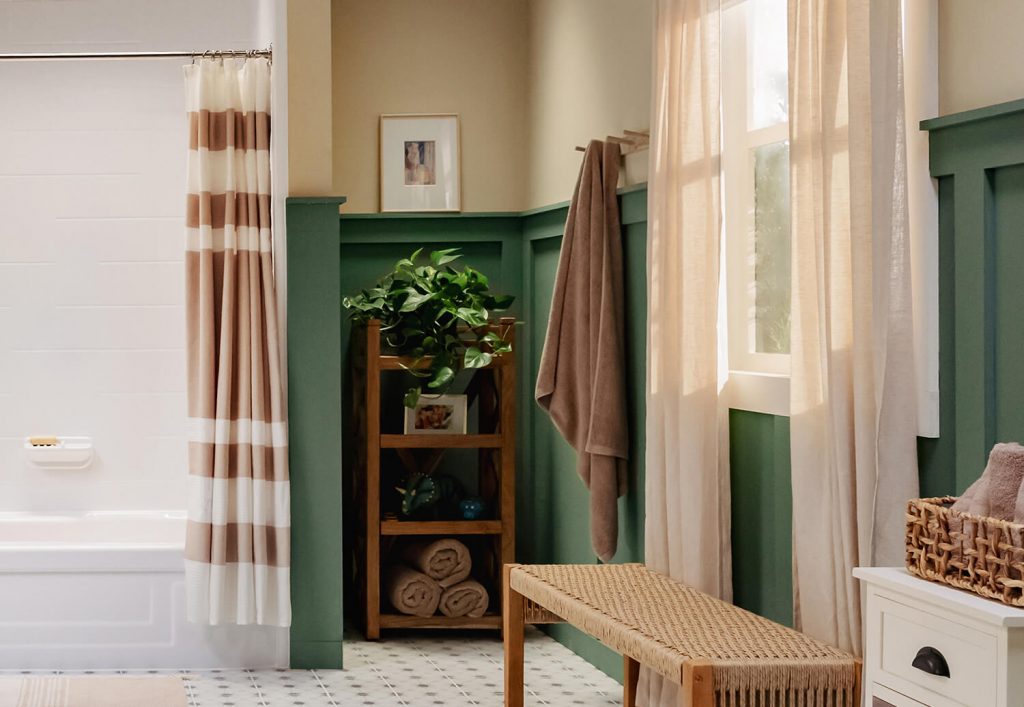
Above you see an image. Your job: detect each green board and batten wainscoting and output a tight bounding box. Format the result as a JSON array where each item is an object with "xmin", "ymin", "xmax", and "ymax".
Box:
[
  {"xmin": 286, "ymin": 197, "xmax": 347, "ymax": 669},
  {"xmin": 918, "ymin": 98, "xmax": 1024, "ymax": 496},
  {"xmin": 518, "ymin": 186, "xmax": 648, "ymax": 677},
  {"xmin": 286, "ymin": 98, "xmax": 1017, "ymax": 672},
  {"xmin": 285, "ymin": 186, "xmax": 796, "ymax": 678}
]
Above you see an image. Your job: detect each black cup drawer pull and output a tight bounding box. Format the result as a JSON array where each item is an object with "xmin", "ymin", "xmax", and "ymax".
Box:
[{"xmin": 912, "ymin": 646, "xmax": 950, "ymax": 678}]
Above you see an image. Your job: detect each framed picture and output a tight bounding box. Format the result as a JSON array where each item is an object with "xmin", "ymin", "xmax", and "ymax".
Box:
[
  {"xmin": 404, "ymin": 394, "xmax": 468, "ymax": 435},
  {"xmin": 379, "ymin": 113, "xmax": 461, "ymax": 213}
]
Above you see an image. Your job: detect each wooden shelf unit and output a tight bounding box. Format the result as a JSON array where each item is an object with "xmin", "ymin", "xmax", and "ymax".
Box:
[
  {"xmin": 380, "ymin": 519, "xmax": 503, "ymax": 536},
  {"xmin": 352, "ymin": 318, "xmax": 516, "ymax": 639},
  {"xmin": 378, "ymin": 613, "xmax": 503, "ymax": 630}
]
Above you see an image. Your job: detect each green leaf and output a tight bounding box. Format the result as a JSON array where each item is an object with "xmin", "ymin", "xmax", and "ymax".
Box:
[
  {"xmin": 490, "ymin": 294, "xmax": 515, "ymax": 310},
  {"xmin": 456, "ymin": 307, "xmax": 487, "ymax": 327},
  {"xmin": 396, "ymin": 248, "xmax": 423, "ymax": 271},
  {"xmin": 403, "ymin": 387, "xmax": 421, "ymax": 408},
  {"xmin": 427, "ymin": 366, "xmax": 455, "ymax": 389},
  {"xmin": 463, "ymin": 347, "xmax": 493, "ymax": 369},
  {"xmin": 430, "ymin": 248, "xmax": 462, "ymax": 267},
  {"xmin": 399, "ymin": 290, "xmax": 436, "ymax": 312}
]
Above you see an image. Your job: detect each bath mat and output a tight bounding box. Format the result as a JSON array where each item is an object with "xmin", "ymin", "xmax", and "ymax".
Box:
[{"xmin": 0, "ymin": 675, "xmax": 187, "ymax": 707}]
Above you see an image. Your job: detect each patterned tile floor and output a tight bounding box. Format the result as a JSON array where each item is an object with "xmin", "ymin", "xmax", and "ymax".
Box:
[{"xmin": 6, "ymin": 628, "xmax": 623, "ymax": 706}]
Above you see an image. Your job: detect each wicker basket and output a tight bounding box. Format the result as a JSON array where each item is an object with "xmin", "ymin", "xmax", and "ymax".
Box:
[{"xmin": 906, "ymin": 496, "xmax": 1024, "ymax": 606}]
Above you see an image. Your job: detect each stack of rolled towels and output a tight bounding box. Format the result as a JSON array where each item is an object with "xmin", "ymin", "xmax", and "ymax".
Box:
[
  {"xmin": 384, "ymin": 538, "xmax": 490, "ymax": 618},
  {"xmin": 952, "ymin": 442, "xmax": 1024, "ymax": 521}
]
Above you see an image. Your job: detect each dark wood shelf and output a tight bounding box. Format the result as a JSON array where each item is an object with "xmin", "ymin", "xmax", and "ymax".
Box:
[
  {"xmin": 380, "ymin": 519, "xmax": 503, "ymax": 536},
  {"xmin": 378, "ymin": 613, "xmax": 502, "ymax": 630},
  {"xmin": 381, "ymin": 433, "xmax": 502, "ymax": 449}
]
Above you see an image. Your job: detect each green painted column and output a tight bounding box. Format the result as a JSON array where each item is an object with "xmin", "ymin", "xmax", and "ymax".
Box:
[
  {"xmin": 922, "ymin": 98, "xmax": 1024, "ymax": 493},
  {"xmin": 286, "ymin": 196, "xmax": 346, "ymax": 668}
]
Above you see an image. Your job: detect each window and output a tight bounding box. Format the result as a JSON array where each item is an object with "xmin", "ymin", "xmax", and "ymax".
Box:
[{"xmin": 722, "ymin": 0, "xmax": 791, "ymax": 413}]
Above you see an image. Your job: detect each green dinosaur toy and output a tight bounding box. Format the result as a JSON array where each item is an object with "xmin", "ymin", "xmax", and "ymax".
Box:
[{"xmin": 396, "ymin": 472, "xmax": 464, "ymax": 519}]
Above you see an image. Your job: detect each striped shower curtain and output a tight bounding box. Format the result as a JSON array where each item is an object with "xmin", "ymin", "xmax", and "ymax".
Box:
[{"xmin": 183, "ymin": 57, "xmax": 290, "ymax": 627}]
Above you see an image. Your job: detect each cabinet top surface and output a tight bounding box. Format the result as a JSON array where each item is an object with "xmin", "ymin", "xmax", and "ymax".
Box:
[{"xmin": 854, "ymin": 567, "xmax": 1024, "ymax": 627}]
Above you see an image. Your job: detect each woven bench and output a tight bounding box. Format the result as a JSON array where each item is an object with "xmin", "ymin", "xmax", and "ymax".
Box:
[{"xmin": 502, "ymin": 563, "xmax": 861, "ymax": 707}]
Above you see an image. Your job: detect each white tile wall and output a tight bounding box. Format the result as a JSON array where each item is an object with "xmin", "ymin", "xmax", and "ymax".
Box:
[{"xmin": 0, "ymin": 1, "xmax": 272, "ymax": 512}]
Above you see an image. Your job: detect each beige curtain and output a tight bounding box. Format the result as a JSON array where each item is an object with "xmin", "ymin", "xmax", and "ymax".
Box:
[
  {"xmin": 641, "ymin": 0, "xmax": 729, "ymax": 703},
  {"xmin": 788, "ymin": 0, "xmax": 918, "ymax": 653},
  {"xmin": 183, "ymin": 57, "xmax": 291, "ymax": 627}
]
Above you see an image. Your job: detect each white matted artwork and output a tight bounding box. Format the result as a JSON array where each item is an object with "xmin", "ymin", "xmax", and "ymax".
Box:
[
  {"xmin": 380, "ymin": 113, "xmax": 461, "ymax": 212},
  {"xmin": 404, "ymin": 394, "xmax": 468, "ymax": 435}
]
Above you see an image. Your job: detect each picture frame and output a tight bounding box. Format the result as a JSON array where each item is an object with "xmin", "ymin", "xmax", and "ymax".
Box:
[
  {"xmin": 404, "ymin": 394, "xmax": 468, "ymax": 435},
  {"xmin": 379, "ymin": 113, "xmax": 461, "ymax": 213}
]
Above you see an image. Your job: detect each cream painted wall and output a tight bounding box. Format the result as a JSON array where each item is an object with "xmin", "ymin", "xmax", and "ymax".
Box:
[
  {"xmin": 332, "ymin": 0, "xmax": 529, "ymax": 213},
  {"xmin": 524, "ymin": 0, "xmax": 653, "ymax": 209},
  {"xmin": 288, "ymin": 0, "xmax": 334, "ymax": 196},
  {"xmin": 938, "ymin": 0, "xmax": 1024, "ymax": 114}
]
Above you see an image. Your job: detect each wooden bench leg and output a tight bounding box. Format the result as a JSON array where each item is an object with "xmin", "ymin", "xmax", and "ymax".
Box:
[
  {"xmin": 681, "ymin": 662, "xmax": 714, "ymax": 707},
  {"xmin": 623, "ymin": 656, "xmax": 639, "ymax": 707},
  {"xmin": 503, "ymin": 564, "xmax": 525, "ymax": 707},
  {"xmin": 853, "ymin": 658, "xmax": 862, "ymax": 707}
]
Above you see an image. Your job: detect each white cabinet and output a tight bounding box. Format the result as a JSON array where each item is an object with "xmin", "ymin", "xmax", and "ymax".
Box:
[{"xmin": 855, "ymin": 568, "xmax": 1024, "ymax": 707}]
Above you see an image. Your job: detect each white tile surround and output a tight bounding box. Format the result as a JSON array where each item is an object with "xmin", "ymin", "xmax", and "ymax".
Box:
[{"xmin": 0, "ymin": 0, "xmax": 276, "ymax": 513}]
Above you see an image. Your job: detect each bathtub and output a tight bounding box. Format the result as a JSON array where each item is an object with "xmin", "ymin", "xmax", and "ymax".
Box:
[{"xmin": 0, "ymin": 511, "xmax": 288, "ymax": 670}]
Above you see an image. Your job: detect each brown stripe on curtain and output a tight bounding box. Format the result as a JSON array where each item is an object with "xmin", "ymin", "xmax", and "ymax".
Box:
[
  {"xmin": 185, "ymin": 521, "xmax": 290, "ymax": 567},
  {"xmin": 188, "ymin": 110, "xmax": 272, "ymax": 151},
  {"xmin": 185, "ymin": 252, "xmax": 278, "ymax": 421},
  {"xmin": 186, "ymin": 192, "xmax": 273, "ymax": 231}
]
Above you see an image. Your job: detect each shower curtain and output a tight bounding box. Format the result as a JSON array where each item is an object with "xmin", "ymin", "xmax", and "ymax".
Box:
[{"xmin": 183, "ymin": 57, "xmax": 290, "ymax": 627}]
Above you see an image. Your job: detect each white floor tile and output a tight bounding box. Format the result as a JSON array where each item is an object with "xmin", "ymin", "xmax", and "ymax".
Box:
[{"xmin": 0, "ymin": 629, "xmax": 623, "ymax": 707}]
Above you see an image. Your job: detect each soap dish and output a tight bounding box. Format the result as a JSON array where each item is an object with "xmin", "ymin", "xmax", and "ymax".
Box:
[{"xmin": 24, "ymin": 436, "xmax": 94, "ymax": 469}]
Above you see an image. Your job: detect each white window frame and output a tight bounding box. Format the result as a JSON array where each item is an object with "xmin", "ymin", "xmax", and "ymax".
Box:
[
  {"xmin": 718, "ymin": 0, "xmax": 937, "ymax": 423},
  {"xmin": 721, "ymin": 0, "xmax": 790, "ymax": 416}
]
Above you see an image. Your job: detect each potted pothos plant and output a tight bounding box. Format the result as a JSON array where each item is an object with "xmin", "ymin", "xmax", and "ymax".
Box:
[{"xmin": 342, "ymin": 247, "xmax": 515, "ymax": 408}]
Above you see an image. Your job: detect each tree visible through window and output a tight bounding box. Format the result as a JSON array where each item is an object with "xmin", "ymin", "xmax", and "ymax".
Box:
[
  {"xmin": 754, "ymin": 140, "xmax": 790, "ymax": 354},
  {"xmin": 723, "ymin": 0, "xmax": 791, "ymax": 382}
]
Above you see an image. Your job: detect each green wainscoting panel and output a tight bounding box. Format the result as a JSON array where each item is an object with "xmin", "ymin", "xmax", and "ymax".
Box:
[
  {"xmin": 729, "ymin": 411, "xmax": 793, "ymax": 626},
  {"xmin": 922, "ymin": 98, "xmax": 1024, "ymax": 493},
  {"xmin": 286, "ymin": 187, "xmax": 800, "ymax": 680},
  {"xmin": 518, "ymin": 188, "xmax": 648, "ymax": 681},
  {"xmin": 286, "ymin": 197, "xmax": 347, "ymax": 668}
]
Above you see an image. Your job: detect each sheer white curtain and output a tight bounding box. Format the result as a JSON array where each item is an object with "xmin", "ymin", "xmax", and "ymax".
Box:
[
  {"xmin": 642, "ymin": 0, "xmax": 729, "ymax": 702},
  {"xmin": 788, "ymin": 0, "xmax": 918, "ymax": 653}
]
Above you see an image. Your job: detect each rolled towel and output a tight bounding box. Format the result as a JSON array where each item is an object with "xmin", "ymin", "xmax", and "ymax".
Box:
[
  {"xmin": 438, "ymin": 579, "xmax": 489, "ymax": 618},
  {"xmin": 385, "ymin": 565, "xmax": 441, "ymax": 617},
  {"xmin": 951, "ymin": 443, "xmax": 1024, "ymax": 521},
  {"xmin": 401, "ymin": 538, "xmax": 471, "ymax": 588}
]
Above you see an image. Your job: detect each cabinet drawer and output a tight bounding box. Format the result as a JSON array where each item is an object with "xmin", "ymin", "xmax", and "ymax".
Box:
[
  {"xmin": 875, "ymin": 594, "xmax": 998, "ymax": 706},
  {"xmin": 872, "ymin": 682, "xmax": 926, "ymax": 706}
]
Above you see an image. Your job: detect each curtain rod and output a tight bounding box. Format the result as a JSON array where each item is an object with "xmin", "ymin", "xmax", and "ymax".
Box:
[{"xmin": 0, "ymin": 47, "xmax": 272, "ymax": 61}]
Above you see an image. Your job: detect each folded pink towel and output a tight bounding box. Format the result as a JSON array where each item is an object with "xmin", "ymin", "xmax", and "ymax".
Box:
[
  {"xmin": 384, "ymin": 565, "xmax": 441, "ymax": 617},
  {"xmin": 951, "ymin": 443, "xmax": 1024, "ymax": 521},
  {"xmin": 438, "ymin": 579, "xmax": 489, "ymax": 618},
  {"xmin": 401, "ymin": 538, "xmax": 471, "ymax": 588}
]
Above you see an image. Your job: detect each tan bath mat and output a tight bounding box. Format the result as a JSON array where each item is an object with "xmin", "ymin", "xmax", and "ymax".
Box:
[{"xmin": 0, "ymin": 675, "xmax": 187, "ymax": 707}]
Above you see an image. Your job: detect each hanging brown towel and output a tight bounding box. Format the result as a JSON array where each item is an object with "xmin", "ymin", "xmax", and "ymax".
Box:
[{"xmin": 536, "ymin": 139, "xmax": 628, "ymax": 562}]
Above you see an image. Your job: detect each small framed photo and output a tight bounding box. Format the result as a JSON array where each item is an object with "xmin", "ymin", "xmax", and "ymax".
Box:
[
  {"xmin": 404, "ymin": 394, "xmax": 468, "ymax": 435},
  {"xmin": 380, "ymin": 113, "xmax": 461, "ymax": 213}
]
